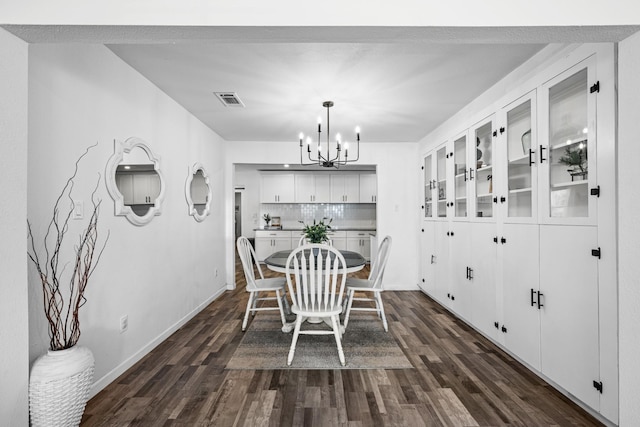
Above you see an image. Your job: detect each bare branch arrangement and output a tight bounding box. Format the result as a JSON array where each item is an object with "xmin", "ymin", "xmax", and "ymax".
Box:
[{"xmin": 27, "ymin": 144, "xmax": 109, "ymax": 351}]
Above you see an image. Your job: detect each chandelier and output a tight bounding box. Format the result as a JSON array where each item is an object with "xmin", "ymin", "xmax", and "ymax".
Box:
[{"xmin": 299, "ymin": 101, "xmax": 360, "ymax": 168}]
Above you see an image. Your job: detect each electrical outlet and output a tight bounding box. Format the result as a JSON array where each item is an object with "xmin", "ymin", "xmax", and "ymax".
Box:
[{"xmin": 120, "ymin": 315, "xmax": 128, "ymax": 333}]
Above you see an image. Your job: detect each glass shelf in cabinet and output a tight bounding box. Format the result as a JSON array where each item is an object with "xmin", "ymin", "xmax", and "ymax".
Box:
[
  {"xmin": 550, "ymin": 137, "xmax": 588, "ymax": 152},
  {"xmin": 552, "ymin": 179, "xmax": 587, "ymax": 189},
  {"xmin": 477, "ymin": 164, "xmax": 493, "ymax": 173},
  {"xmin": 509, "ymin": 187, "xmax": 532, "ymax": 194}
]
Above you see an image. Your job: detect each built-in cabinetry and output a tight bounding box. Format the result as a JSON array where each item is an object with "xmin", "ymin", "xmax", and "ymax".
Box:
[
  {"xmin": 255, "ymin": 229, "xmax": 375, "ymax": 262},
  {"xmin": 261, "ymin": 172, "xmax": 376, "ymax": 204},
  {"xmin": 419, "ymin": 46, "xmax": 616, "ymax": 423}
]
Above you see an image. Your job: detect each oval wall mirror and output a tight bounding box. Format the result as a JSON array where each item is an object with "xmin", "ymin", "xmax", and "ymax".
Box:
[
  {"xmin": 185, "ymin": 163, "xmax": 212, "ymax": 222},
  {"xmin": 105, "ymin": 137, "xmax": 165, "ymax": 226}
]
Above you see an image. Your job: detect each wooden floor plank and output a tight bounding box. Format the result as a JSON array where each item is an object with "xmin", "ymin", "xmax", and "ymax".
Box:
[{"xmin": 81, "ymin": 259, "xmax": 605, "ymax": 427}]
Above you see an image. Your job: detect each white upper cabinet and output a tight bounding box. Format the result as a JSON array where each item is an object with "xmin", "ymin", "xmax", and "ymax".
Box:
[
  {"xmin": 359, "ymin": 173, "xmax": 377, "ymax": 203},
  {"xmin": 452, "ymin": 131, "xmax": 470, "ymax": 220},
  {"xmin": 331, "ymin": 174, "xmax": 359, "ymax": 203},
  {"xmin": 294, "ymin": 173, "xmax": 330, "ymax": 203},
  {"xmin": 260, "ymin": 173, "xmax": 295, "ymax": 203},
  {"xmin": 423, "ymin": 153, "xmax": 434, "ymax": 218},
  {"xmin": 501, "ymin": 91, "xmax": 538, "ymax": 223},
  {"xmin": 539, "ymin": 57, "xmax": 598, "ymax": 225},
  {"xmin": 472, "ymin": 116, "xmax": 497, "ymax": 220}
]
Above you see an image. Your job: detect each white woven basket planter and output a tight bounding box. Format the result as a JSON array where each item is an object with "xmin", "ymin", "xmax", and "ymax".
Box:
[{"xmin": 29, "ymin": 346, "xmax": 95, "ymax": 427}]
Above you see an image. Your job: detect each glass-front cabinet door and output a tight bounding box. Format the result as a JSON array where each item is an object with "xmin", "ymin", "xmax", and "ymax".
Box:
[
  {"xmin": 473, "ymin": 118, "xmax": 495, "ymax": 219},
  {"xmin": 423, "ymin": 153, "xmax": 434, "ymax": 219},
  {"xmin": 505, "ymin": 92, "xmax": 537, "ymax": 222},
  {"xmin": 453, "ymin": 133, "xmax": 468, "ymax": 219},
  {"xmin": 436, "ymin": 145, "xmax": 448, "ymax": 218},
  {"xmin": 541, "ymin": 59, "xmax": 596, "ymax": 224}
]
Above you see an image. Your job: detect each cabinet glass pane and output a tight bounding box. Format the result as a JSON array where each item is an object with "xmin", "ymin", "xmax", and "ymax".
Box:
[
  {"xmin": 548, "ymin": 68, "xmax": 589, "ymax": 218},
  {"xmin": 474, "ymin": 121, "xmax": 494, "ymax": 218},
  {"xmin": 453, "ymin": 135, "xmax": 467, "ymax": 218},
  {"xmin": 507, "ymin": 99, "xmax": 533, "ymax": 217},
  {"xmin": 424, "ymin": 154, "xmax": 433, "ymax": 218},
  {"xmin": 436, "ymin": 146, "xmax": 447, "ymax": 217}
]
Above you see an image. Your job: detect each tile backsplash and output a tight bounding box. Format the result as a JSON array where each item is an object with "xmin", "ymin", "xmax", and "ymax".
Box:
[{"xmin": 260, "ymin": 203, "xmax": 376, "ymax": 229}]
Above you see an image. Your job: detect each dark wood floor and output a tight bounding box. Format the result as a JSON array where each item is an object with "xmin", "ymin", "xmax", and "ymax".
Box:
[{"xmin": 81, "ymin": 261, "xmax": 604, "ymax": 426}]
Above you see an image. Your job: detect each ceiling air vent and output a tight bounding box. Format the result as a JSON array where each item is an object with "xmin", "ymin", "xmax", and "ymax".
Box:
[{"xmin": 214, "ymin": 92, "xmax": 245, "ymax": 107}]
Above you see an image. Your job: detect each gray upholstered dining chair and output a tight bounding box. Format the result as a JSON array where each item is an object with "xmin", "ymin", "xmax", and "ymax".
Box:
[
  {"xmin": 343, "ymin": 235, "xmax": 392, "ymax": 332},
  {"xmin": 236, "ymin": 236, "xmax": 289, "ymax": 331},
  {"xmin": 285, "ymin": 244, "xmax": 348, "ymax": 366}
]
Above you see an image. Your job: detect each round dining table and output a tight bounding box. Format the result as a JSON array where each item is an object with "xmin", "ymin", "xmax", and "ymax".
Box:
[{"xmin": 263, "ymin": 249, "xmax": 366, "ymax": 274}]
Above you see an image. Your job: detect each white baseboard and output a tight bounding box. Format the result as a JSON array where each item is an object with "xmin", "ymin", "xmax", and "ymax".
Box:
[{"xmin": 88, "ymin": 285, "xmax": 227, "ymax": 399}]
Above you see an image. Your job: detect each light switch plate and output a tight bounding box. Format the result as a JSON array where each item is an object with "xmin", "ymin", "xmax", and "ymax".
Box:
[{"xmin": 73, "ymin": 200, "xmax": 84, "ymax": 220}]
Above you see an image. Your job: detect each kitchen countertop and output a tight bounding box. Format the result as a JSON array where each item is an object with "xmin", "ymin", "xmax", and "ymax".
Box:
[{"xmin": 254, "ymin": 227, "xmax": 376, "ymax": 232}]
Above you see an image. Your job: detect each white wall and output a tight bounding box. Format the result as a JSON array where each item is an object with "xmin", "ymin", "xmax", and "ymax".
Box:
[
  {"xmin": 226, "ymin": 141, "xmax": 421, "ymax": 291},
  {"xmin": 0, "ymin": 28, "xmax": 29, "ymax": 425},
  {"xmin": 27, "ymin": 44, "xmax": 227, "ymax": 397},
  {"xmin": 234, "ymin": 165, "xmax": 262, "ymax": 239},
  {"xmin": 618, "ymin": 31, "xmax": 640, "ymax": 426}
]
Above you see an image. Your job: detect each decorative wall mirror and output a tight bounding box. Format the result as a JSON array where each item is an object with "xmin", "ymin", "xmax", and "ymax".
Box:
[
  {"xmin": 185, "ymin": 163, "xmax": 212, "ymax": 222},
  {"xmin": 105, "ymin": 137, "xmax": 166, "ymax": 226}
]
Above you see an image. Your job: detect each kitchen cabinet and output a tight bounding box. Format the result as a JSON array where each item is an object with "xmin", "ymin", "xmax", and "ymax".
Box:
[
  {"xmin": 419, "ymin": 45, "xmax": 616, "ymax": 423},
  {"xmin": 359, "ymin": 173, "xmax": 377, "ymax": 203},
  {"xmin": 254, "ymin": 230, "xmax": 292, "ymax": 261},
  {"xmin": 328, "ymin": 230, "xmax": 347, "ymax": 251},
  {"xmin": 260, "ymin": 173, "xmax": 295, "ymax": 203},
  {"xmin": 346, "ymin": 230, "xmax": 373, "ymax": 261},
  {"xmin": 294, "ymin": 173, "xmax": 331, "ymax": 203},
  {"xmin": 330, "ymin": 174, "xmax": 359, "ymax": 203}
]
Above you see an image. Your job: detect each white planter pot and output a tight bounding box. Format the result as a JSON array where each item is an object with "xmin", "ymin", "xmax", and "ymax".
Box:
[{"xmin": 29, "ymin": 346, "xmax": 95, "ymax": 427}]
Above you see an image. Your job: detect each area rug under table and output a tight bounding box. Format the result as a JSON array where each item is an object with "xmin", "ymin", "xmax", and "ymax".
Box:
[{"xmin": 226, "ymin": 314, "xmax": 413, "ymax": 370}]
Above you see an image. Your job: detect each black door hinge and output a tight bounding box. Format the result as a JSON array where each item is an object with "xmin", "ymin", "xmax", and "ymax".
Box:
[
  {"xmin": 590, "ymin": 81, "xmax": 600, "ymax": 93},
  {"xmin": 592, "ymin": 248, "xmax": 601, "ymax": 259},
  {"xmin": 593, "ymin": 380, "xmax": 603, "ymax": 393},
  {"xmin": 590, "ymin": 186, "xmax": 600, "ymax": 197}
]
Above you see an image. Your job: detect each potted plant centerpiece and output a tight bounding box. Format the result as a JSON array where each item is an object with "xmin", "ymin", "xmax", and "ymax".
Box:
[
  {"xmin": 299, "ymin": 217, "xmax": 333, "ymax": 244},
  {"xmin": 27, "ymin": 145, "xmax": 109, "ymax": 426},
  {"xmin": 263, "ymin": 213, "xmax": 271, "ymax": 228}
]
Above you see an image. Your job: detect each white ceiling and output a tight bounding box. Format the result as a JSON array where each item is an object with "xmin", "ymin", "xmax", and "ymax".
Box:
[
  {"xmin": 107, "ymin": 42, "xmax": 544, "ymax": 143},
  {"xmin": 5, "ymin": 25, "xmax": 639, "ymax": 144}
]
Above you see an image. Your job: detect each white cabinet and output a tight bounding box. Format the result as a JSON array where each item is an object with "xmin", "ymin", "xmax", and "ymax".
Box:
[
  {"xmin": 328, "ymin": 231, "xmax": 347, "ymax": 251},
  {"xmin": 254, "ymin": 230, "xmax": 292, "ymax": 261},
  {"xmin": 539, "ymin": 225, "xmax": 600, "ymax": 409},
  {"xmin": 260, "ymin": 173, "xmax": 295, "ymax": 203},
  {"xmin": 419, "ymin": 46, "xmax": 616, "ymax": 423},
  {"xmin": 331, "ymin": 174, "xmax": 359, "ymax": 203},
  {"xmin": 294, "ymin": 173, "xmax": 331, "ymax": 203},
  {"xmin": 346, "ymin": 230, "xmax": 373, "ymax": 261},
  {"xmin": 359, "ymin": 173, "xmax": 377, "ymax": 203}
]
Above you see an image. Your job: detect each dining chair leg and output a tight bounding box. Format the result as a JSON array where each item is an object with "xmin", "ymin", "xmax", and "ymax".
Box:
[
  {"xmin": 331, "ymin": 315, "xmax": 346, "ymax": 366},
  {"xmin": 343, "ymin": 289, "xmax": 355, "ymax": 330},
  {"xmin": 275, "ymin": 289, "xmax": 286, "ymax": 327},
  {"xmin": 376, "ymin": 292, "xmax": 389, "ymax": 332},
  {"xmin": 242, "ymin": 292, "xmax": 255, "ymax": 331},
  {"xmin": 282, "ymin": 290, "xmax": 291, "ymax": 315},
  {"xmin": 287, "ymin": 316, "xmax": 303, "ymax": 366}
]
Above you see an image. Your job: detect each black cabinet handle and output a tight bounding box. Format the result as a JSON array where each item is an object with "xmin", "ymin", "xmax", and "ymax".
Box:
[
  {"xmin": 500, "ymin": 196, "xmax": 506, "ymax": 203},
  {"xmin": 500, "ymin": 237, "xmax": 507, "ymax": 244},
  {"xmin": 537, "ymin": 291, "xmax": 544, "ymax": 309},
  {"xmin": 493, "ymin": 236, "xmax": 498, "ymax": 243},
  {"xmin": 464, "ymin": 169, "xmax": 468, "ymax": 182},
  {"xmin": 530, "ymin": 288, "xmax": 536, "ymax": 307},
  {"xmin": 469, "ymin": 168, "xmax": 474, "ymax": 180},
  {"xmin": 501, "ymin": 325, "xmax": 508, "ymax": 333},
  {"xmin": 494, "ymin": 322, "xmax": 499, "ymax": 329},
  {"xmin": 540, "ymin": 145, "xmax": 547, "ymax": 163},
  {"xmin": 466, "ymin": 267, "xmax": 469, "ymax": 280},
  {"xmin": 493, "ymin": 196, "xmax": 498, "ymax": 203},
  {"xmin": 468, "ymin": 268, "xmax": 473, "ymax": 280},
  {"xmin": 529, "ymin": 148, "xmax": 535, "ymax": 166}
]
